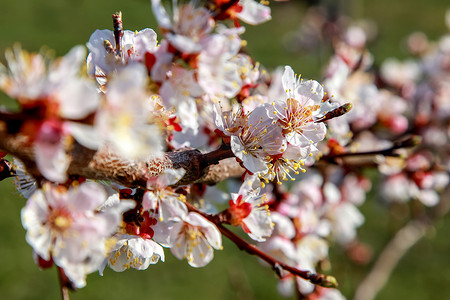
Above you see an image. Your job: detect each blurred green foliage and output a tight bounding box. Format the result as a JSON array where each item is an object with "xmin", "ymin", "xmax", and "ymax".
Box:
[{"xmin": 0, "ymin": 0, "xmax": 449, "ymax": 299}]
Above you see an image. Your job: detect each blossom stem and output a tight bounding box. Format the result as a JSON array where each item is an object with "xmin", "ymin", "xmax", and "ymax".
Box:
[
  {"xmin": 184, "ymin": 202, "xmax": 338, "ymax": 288},
  {"xmin": 61, "ymin": 286, "xmax": 70, "ymax": 300},
  {"xmin": 57, "ymin": 267, "xmax": 72, "ymax": 300},
  {"xmin": 212, "ymin": 0, "xmax": 240, "ymax": 18}
]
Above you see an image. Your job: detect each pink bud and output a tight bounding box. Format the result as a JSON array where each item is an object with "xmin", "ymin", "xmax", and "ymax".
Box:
[
  {"xmin": 37, "ymin": 119, "xmax": 64, "ymax": 145},
  {"xmin": 389, "ymin": 115, "xmax": 408, "ymax": 134}
]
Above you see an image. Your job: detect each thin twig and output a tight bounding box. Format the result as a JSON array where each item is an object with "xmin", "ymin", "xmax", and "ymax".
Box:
[
  {"xmin": 57, "ymin": 267, "xmax": 71, "ymax": 300},
  {"xmin": 353, "ymin": 188, "xmax": 450, "ymax": 300},
  {"xmin": 185, "ymin": 202, "xmax": 338, "ymax": 288},
  {"xmin": 320, "ymin": 135, "xmax": 421, "ymax": 164},
  {"xmin": 352, "ymin": 220, "xmax": 429, "ymax": 300},
  {"xmin": 61, "ymin": 286, "xmax": 70, "ymax": 300}
]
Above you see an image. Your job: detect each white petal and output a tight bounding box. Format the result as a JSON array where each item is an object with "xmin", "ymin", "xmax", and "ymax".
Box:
[
  {"xmin": 169, "ymin": 223, "xmax": 187, "ymax": 259},
  {"xmin": 134, "ymin": 28, "xmax": 158, "ymax": 55},
  {"xmin": 152, "ymin": 220, "xmax": 174, "ymax": 247},
  {"xmin": 186, "ymin": 212, "xmax": 222, "ymax": 250},
  {"xmin": 66, "ymin": 122, "xmax": 102, "ymax": 150},
  {"xmin": 295, "ymin": 80, "xmax": 324, "ymax": 105},
  {"xmin": 159, "ymin": 196, "xmax": 188, "ymax": 222},
  {"xmin": 189, "ymin": 236, "xmax": 214, "ymax": 267},
  {"xmin": 69, "ymin": 181, "xmax": 107, "ymax": 212},
  {"xmin": 142, "ymin": 191, "xmax": 159, "ymax": 211},
  {"xmin": 271, "ymin": 212, "xmax": 296, "ymax": 239},
  {"xmin": 151, "ymin": 0, "xmax": 173, "ymax": 29},
  {"xmin": 86, "ymin": 29, "xmax": 115, "ymax": 74},
  {"xmin": 243, "ymin": 209, "xmax": 273, "ymax": 242},
  {"xmin": 57, "ymin": 79, "xmax": 99, "ymax": 120},
  {"xmin": 34, "ymin": 138, "xmax": 69, "ymax": 183},
  {"xmin": 168, "ymin": 33, "xmax": 201, "ymax": 54},
  {"xmin": 237, "ymin": 0, "xmax": 272, "ymax": 25},
  {"xmin": 417, "ymin": 189, "xmax": 439, "ymax": 207},
  {"xmin": 158, "ymin": 168, "xmax": 186, "ymax": 186},
  {"xmin": 282, "ymin": 66, "xmax": 295, "ymax": 94}
]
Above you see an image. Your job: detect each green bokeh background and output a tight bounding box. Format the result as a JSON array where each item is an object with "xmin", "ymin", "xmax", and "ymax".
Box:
[{"xmin": 0, "ymin": 0, "xmax": 449, "ymax": 299}]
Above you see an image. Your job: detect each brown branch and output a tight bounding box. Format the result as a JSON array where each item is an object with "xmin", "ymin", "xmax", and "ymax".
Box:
[
  {"xmin": 0, "ymin": 158, "xmax": 13, "ymax": 180},
  {"xmin": 199, "ymin": 157, "xmax": 245, "ymax": 185},
  {"xmin": 185, "ymin": 202, "xmax": 338, "ymax": 289},
  {"xmin": 61, "ymin": 286, "xmax": 70, "ymax": 300},
  {"xmin": 353, "ymin": 188, "xmax": 450, "ymax": 300},
  {"xmin": 319, "ymin": 135, "xmax": 421, "ymax": 166},
  {"xmin": 352, "ymin": 220, "xmax": 429, "ymax": 300},
  {"xmin": 0, "ymin": 127, "xmax": 244, "ymax": 188},
  {"xmin": 57, "ymin": 267, "xmax": 73, "ymax": 300},
  {"xmin": 321, "ymin": 148, "xmax": 401, "ymax": 161}
]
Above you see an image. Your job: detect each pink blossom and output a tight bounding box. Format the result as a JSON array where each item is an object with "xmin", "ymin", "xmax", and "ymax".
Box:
[
  {"xmin": 380, "ymin": 58, "xmax": 421, "ymax": 88},
  {"xmin": 326, "ymin": 201, "xmax": 365, "ymax": 245},
  {"xmin": 85, "ymin": 64, "xmax": 164, "ymax": 159},
  {"xmin": 159, "ymin": 66, "xmax": 204, "ymax": 133},
  {"xmin": 21, "ymin": 182, "xmax": 128, "ymax": 288}
]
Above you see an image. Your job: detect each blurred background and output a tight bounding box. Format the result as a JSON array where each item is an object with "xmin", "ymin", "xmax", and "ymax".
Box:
[{"xmin": 0, "ymin": 0, "xmax": 449, "ymax": 299}]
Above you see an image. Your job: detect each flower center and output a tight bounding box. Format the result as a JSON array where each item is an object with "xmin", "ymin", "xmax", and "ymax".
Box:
[
  {"xmin": 48, "ymin": 207, "xmax": 73, "ymax": 232},
  {"xmin": 228, "ymin": 195, "xmax": 252, "ymax": 226}
]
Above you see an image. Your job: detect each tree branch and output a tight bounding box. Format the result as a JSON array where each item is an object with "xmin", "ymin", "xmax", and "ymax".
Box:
[
  {"xmin": 353, "ymin": 188, "xmax": 450, "ymax": 300},
  {"xmin": 0, "ymin": 126, "xmax": 244, "ymax": 188},
  {"xmin": 319, "ymin": 135, "xmax": 421, "ymax": 165},
  {"xmin": 57, "ymin": 267, "xmax": 73, "ymax": 300},
  {"xmin": 352, "ymin": 220, "xmax": 429, "ymax": 300},
  {"xmin": 185, "ymin": 202, "xmax": 338, "ymax": 289}
]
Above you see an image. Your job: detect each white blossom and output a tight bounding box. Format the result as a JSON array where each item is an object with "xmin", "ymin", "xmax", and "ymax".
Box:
[
  {"xmin": 102, "ymin": 234, "xmax": 164, "ymax": 273},
  {"xmin": 21, "ymin": 182, "xmax": 127, "ymax": 288},
  {"xmin": 169, "ymin": 212, "xmax": 222, "ymax": 267}
]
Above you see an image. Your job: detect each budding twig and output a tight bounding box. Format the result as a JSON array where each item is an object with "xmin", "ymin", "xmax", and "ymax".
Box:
[
  {"xmin": 112, "ymin": 11, "xmax": 123, "ymax": 55},
  {"xmin": 315, "ymin": 103, "xmax": 353, "ymax": 123},
  {"xmin": 353, "ymin": 188, "xmax": 450, "ymax": 300},
  {"xmin": 353, "ymin": 220, "xmax": 429, "ymax": 300},
  {"xmin": 57, "ymin": 267, "xmax": 73, "ymax": 300},
  {"xmin": 320, "ymin": 135, "xmax": 421, "ymax": 163},
  {"xmin": 185, "ymin": 202, "xmax": 338, "ymax": 289}
]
